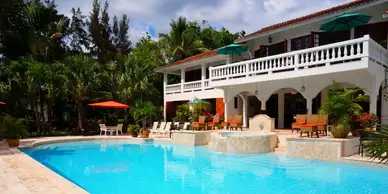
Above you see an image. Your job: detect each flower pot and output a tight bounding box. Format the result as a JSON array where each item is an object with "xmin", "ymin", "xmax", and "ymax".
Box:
[
  {"xmin": 351, "ymin": 128, "xmax": 363, "ymax": 137},
  {"xmin": 7, "ymin": 139, "xmax": 19, "ymax": 147},
  {"xmin": 364, "ymin": 127, "xmax": 373, "ymax": 132},
  {"xmin": 140, "ymin": 129, "xmax": 150, "ymax": 138},
  {"xmin": 331, "ymin": 123, "xmax": 350, "ymax": 138}
]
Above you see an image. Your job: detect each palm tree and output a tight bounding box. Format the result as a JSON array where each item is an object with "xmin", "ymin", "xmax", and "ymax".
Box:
[
  {"xmin": 115, "ymin": 56, "xmax": 157, "ymax": 129},
  {"xmin": 63, "ymin": 55, "xmax": 100, "ymax": 133},
  {"xmin": 159, "ymin": 17, "xmax": 206, "ymax": 62}
]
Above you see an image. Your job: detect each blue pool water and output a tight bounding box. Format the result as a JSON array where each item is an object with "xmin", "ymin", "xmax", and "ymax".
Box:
[{"xmin": 23, "ymin": 141, "xmax": 388, "ymax": 194}]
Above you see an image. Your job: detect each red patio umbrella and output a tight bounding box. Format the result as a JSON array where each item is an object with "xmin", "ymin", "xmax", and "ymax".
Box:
[
  {"xmin": 88, "ymin": 101, "xmax": 129, "ymax": 109},
  {"xmin": 0, "ymin": 101, "xmax": 6, "ymax": 105}
]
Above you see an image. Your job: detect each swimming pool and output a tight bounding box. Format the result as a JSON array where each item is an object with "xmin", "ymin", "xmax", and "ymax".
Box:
[{"xmin": 23, "ymin": 141, "xmax": 388, "ymax": 194}]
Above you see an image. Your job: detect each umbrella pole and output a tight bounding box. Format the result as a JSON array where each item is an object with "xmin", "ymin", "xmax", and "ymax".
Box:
[{"xmin": 350, "ymin": 28, "xmax": 355, "ymax": 39}]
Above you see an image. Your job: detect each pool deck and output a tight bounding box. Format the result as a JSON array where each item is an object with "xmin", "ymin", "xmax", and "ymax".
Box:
[{"xmin": 0, "ymin": 132, "xmax": 387, "ymax": 193}]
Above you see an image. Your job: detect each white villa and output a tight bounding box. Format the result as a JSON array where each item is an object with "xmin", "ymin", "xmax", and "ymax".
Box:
[{"xmin": 155, "ymin": 0, "xmax": 388, "ymax": 129}]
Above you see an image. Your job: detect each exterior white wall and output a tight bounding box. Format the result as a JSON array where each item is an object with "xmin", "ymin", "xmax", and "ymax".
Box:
[{"xmin": 164, "ymin": 89, "xmax": 224, "ymax": 102}]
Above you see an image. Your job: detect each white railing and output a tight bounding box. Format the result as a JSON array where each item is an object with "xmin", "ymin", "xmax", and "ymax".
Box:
[
  {"xmin": 165, "ymin": 79, "xmax": 213, "ymax": 95},
  {"xmin": 165, "ymin": 83, "xmax": 181, "ymax": 94},
  {"xmin": 183, "ymin": 80, "xmax": 202, "ymax": 91},
  {"xmin": 209, "ymin": 35, "xmax": 377, "ymax": 81}
]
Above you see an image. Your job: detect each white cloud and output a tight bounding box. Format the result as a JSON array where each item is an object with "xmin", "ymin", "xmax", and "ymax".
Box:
[{"xmin": 56, "ymin": 0, "xmax": 351, "ymax": 43}]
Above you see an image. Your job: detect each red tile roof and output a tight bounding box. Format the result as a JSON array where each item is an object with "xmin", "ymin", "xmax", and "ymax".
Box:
[
  {"xmin": 154, "ymin": 49, "xmax": 219, "ymax": 71},
  {"xmin": 235, "ymin": 0, "xmax": 376, "ymax": 42}
]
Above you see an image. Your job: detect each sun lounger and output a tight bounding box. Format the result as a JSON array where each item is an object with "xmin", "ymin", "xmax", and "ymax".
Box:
[
  {"xmin": 317, "ymin": 115, "xmax": 328, "ymax": 136},
  {"xmin": 159, "ymin": 122, "xmax": 172, "ymax": 135},
  {"xmin": 192, "ymin": 116, "xmax": 206, "ymax": 130},
  {"xmin": 221, "ymin": 116, "xmax": 233, "ymax": 130},
  {"xmin": 152, "ymin": 122, "xmax": 165, "ymax": 135},
  {"xmin": 292, "ymin": 114, "xmax": 307, "ymax": 133},
  {"xmin": 150, "ymin": 122, "xmax": 159, "ymax": 134},
  {"xmin": 182, "ymin": 122, "xmax": 190, "ymax": 131},
  {"xmin": 230, "ymin": 115, "xmax": 243, "ymax": 130},
  {"xmin": 300, "ymin": 114, "xmax": 319, "ymax": 138},
  {"xmin": 207, "ymin": 115, "xmax": 220, "ymax": 130}
]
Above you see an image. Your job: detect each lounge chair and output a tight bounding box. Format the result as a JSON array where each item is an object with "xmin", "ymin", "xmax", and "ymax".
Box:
[
  {"xmin": 182, "ymin": 122, "xmax": 191, "ymax": 131},
  {"xmin": 159, "ymin": 122, "xmax": 172, "ymax": 136},
  {"xmin": 300, "ymin": 114, "xmax": 319, "ymax": 138},
  {"xmin": 152, "ymin": 122, "xmax": 166, "ymax": 135},
  {"xmin": 230, "ymin": 115, "xmax": 243, "ymax": 130},
  {"xmin": 317, "ymin": 115, "xmax": 328, "ymax": 136},
  {"xmin": 207, "ymin": 115, "xmax": 220, "ymax": 130},
  {"xmin": 192, "ymin": 116, "xmax": 206, "ymax": 130},
  {"xmin": 291, "ymin": 114, "xmax": 307, "ymax": 133},
  {"xmin": 173, "ymin": 122, "xmax": 180, "ymax": 130},
  {"xmin": 99, "ymin": 124, "xmax": 109, "ymax": 135},
  {"xmin": 221, "ymin": 116, "xmax": 234, "ymax": 130},
  {"xmin": 150, "ymin": 122, "xmax": 159, "ymax": 134}
]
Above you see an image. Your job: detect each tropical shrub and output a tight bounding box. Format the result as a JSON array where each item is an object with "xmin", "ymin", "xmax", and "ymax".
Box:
[
  {"xmin": 0, "ymin": 114, "xmax": 28, "ymax": 139},
  {"xmin": 365, "ymin": 124, "xmax": 388, "ymax": 163},
  {"xmin": 127, "ymin": 124, "xmax": 140, "ymax": 137},
  {"xmin": 319, "ymin": 81, "xmax": 367, "ymax": 138},
  {"xmin": 173, "ymin": 104, "xmax": 191, "ymax": 122}
]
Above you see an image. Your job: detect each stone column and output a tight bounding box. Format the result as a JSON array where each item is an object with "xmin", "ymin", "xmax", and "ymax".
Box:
[
  {"xmin": 201, "ymin": 64, "xmax": 206, "ymax": 90},
  {"xmin": 306, "ymin": 97, "xmax": 313, "ymax": 114},
  {"xmin": 181, "ymin": 69, "xmax": 185, "ymax": 92},
  {"xmin": 277, "ymin": 89, "xmax": 285, "ymax": 128},
  {"xmin": 369, "ymin": 92, "xmax": 378, "ymax": 114},
  {"xmin": 381, "ymin": 90, "xmax": 388, "ymax": 124},
  {"xmin": 224, "ymin": 96, "xmax": 229, "ymax": 121},
  {"xmin": 163, "ymin": 73, "xmax": 167, "ymax": 121},
  {"xmin": 239, "ymin": 94, "xmax": 248, "ymax": 128}
]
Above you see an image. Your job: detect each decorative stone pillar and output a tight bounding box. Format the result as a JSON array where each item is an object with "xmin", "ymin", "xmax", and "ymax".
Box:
[
  {"xmin": 277, "ymin": 89, "xmax": 285, "ymax": 128},
  {"xmin": 239, "ymin": 94, "xmax": 248, "ymax": 128},
  {"xmin": 381, "ymin": 93, "xmax": 388, "ymax": 124}
]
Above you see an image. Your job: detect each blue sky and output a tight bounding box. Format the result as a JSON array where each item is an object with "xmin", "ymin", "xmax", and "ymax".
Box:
[{"xmin": 55, "ymin": 0, "xmax": 351, "ymax": 43}]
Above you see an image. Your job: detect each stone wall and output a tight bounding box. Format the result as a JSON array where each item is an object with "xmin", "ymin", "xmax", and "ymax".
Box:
[
  {"xmin": 173, "ymin": 131, "xmax": 213, "ymax": 146},
  {"xmin": 286, "ymin": 137, "xmax": 359, "ymax": 161}
]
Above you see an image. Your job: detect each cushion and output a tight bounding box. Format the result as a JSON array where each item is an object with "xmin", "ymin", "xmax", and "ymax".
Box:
[
  {"xmin": 292, "ymin": 121, "xmax": 305, "ymax": 125},
  {"xmin": 230, "ymin": 122, "xmax": 241, "ymax": 125},
  {"xmin": 317, "ymin": 123, "xmax": 327, "ymax": 126},
  {"xmin": 302, "ymin": 124, "xmax": 318, "ymax": 127}
]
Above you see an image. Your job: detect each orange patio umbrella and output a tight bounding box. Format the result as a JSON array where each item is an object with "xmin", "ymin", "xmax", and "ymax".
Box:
[{"xmin": 88, "ymin": 101, "xmax": 129, "ymax": 109}]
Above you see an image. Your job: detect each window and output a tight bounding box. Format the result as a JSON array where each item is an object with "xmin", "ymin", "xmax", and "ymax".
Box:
[{"xmin": 291, "ymin": 35, "xmax": 311, "ymax": 51}]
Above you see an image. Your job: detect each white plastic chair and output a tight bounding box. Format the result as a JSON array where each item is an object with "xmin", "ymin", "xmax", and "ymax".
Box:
[
  {"xmin": 152, "ymin": 122, "xmax": 166, "ymax": 135},
  {"xmin": 160, "ymin": 122, "xmax": 172, "ymax": 135},
  {"xmin": 99, "ymin": 124, "xmax": 108, "ymax": 135},
  {"xmin": 173, "ymin": 122, "xmax": 180, "ymax": 130},
  {"xmin": 182, "ymin": 122, "xmax": 190, "ymax": 131},
  {"xmin": 116, "ymin": 124, "xmax": 123, "ymax": 135},
  {"xmin": 150, "ymin": 122, "xmax": 159, "ymax": 134}
]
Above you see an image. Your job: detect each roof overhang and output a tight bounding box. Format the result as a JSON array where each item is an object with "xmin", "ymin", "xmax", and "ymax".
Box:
[
  {"xmin": 235, "ymin": 0, "xmax": 385, "ymax": 43},
  {"xmin": 155, "ymin": 54, "xmax": 228, "ymax": 73}
]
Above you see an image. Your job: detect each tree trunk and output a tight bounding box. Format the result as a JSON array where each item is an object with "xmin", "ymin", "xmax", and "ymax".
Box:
[
  {"xmin": 46, "ymin": 97, "xmax": 53, "ymax": 135},
  {"xmin": 123, "ymin": 110, "xmax": 128, "ymax": 133},
  {"xmin": 75, "ymin": 99, "xmax": 86, "ymax": 134}
]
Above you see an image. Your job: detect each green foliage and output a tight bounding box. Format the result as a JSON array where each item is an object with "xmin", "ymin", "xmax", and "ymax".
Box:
[
  {"xmin": 127, "ymin": 124, "xmax": 140, "ymax": 136},
  {"xmin": 131, "ymin": 100, "xmax": 156, "ymax": 127},
  {"xmin": 365, "ymin": 124, "xmax": 388, "ymax": 163},
  {"xmin": 319, "ymin": 81, "xmax": 366, "ymax": 123},
  {"xmin": 0, "ymin": 114, "xmax": 28, "ymax": 138},
  {"xmin": 173, "ymin": 104, "xmax": 192, "ymax": 122}
]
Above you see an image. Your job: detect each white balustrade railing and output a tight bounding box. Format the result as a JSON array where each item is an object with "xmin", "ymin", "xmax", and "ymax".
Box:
[
  {"xmin": 165, "ymin": 83, "xmax": 181, "ymax": 94},
  {"xmin": 183, "ymin": 80, "xmax": 202, "ymax": 91},
  {"xmin": 165, "ymin": 79, "xmax": 213, "ymax": 95},
  {"xmin": 209, "ymin": 35, "xmax": 376, "ymax": 81}
]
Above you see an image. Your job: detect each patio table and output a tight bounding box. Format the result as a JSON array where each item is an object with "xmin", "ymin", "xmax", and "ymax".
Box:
[{"xmin": 106, "ymin": 126, "xmax": 118, "ymax": 136}]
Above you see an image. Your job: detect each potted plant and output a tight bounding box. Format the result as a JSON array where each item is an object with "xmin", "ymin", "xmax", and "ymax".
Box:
[
  {"xmin": 349, "ymin": 113, "xmax": 363, "ymax": 136},
  {"xmin": 128, "ymin": 124, "xmax": 140, "ymax": 137},
  {"xmin": 131, "ymin": 100, "xmax": 156, "ymax": 138},
  {"xmin": 319, "ymin": 81, "xmax": 367, "ymax": 138},
  {"xmin": 0, "ymin": 114, "xmax": 28, "ymax": 147},
  {"xmin": 360, "ymin": 112, "xmax": 379, "ymax": 131}
]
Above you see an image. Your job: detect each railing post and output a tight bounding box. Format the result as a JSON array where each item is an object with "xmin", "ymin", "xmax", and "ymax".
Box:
[
  {"xmin": 245, "ymin": 62, "xmax": 249, "ymax": 77},
  {"xmin": 362, "ymin": 35, "xmax": 370, "ymax": 62}
]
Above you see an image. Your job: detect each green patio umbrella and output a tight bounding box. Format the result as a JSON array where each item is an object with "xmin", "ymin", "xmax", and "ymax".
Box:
[
  {"xmin": 320, "ymin": 13, "xmax": 372, "ymax": 32},
  {"xmin": 217, "ymin": 44, "xmax": 248, "ymax": 62},
  {"xmin": 189, "ymin": 99, "xmax": 210, "ymax": 105}
]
